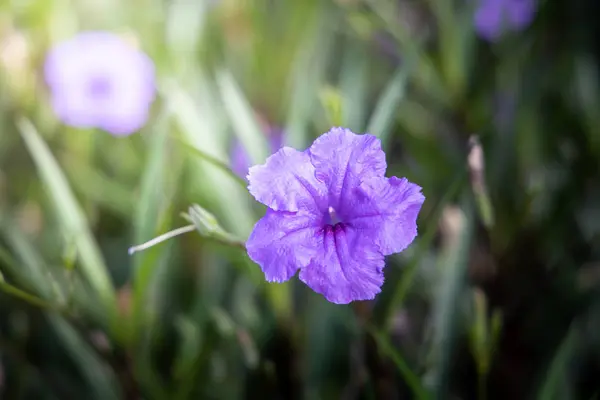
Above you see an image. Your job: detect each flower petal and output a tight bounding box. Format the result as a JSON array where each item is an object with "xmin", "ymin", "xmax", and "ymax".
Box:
[
  {"xmin": 505, "ymin": 0, "xmax": 536, "ymax": 31},
  {"xmin": 49, "ymin": 88, "xmax": 99, "ymax": 128},
  {"xmin": 99, "ymin": 108, "xmax": 150, "ymax": 136},
  {"xmin": 246, "ymin": 208, "xmax": 322, "ymax": 282},
  {"xmin": 308, "ymin": 127, "xmax": 386, "ymax": 213},
  {"xmin": 299, "ymin": 224, "xmax": 385, "ymax": 304},
  {"xmin": 231, "ymin": 140, "xmax": 252, "ymax": 179},
  {"xmin": 44, "ymin": 31, "xmax": 155, "ymax": 135},
  {"xmin": 248, "ymin": 147, "xmax": 327, "ymax": 212},
  {"xmin": 347, "ymin": 176, "xmax": 425, "ymax": 255},
  {"xmin": 473, "ymin": 0, "xmax": 505, "ymax": 42}
]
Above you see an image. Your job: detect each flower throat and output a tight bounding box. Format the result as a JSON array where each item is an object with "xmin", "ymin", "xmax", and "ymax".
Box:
[{"xmin": 325, "ymin": 206, "xmax": 343, "ymax": 227}]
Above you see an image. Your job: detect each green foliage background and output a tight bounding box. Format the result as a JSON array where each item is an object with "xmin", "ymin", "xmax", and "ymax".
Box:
[{"xmin": 0, "ymin": 0, "xmax": 599, "ymax": 399}]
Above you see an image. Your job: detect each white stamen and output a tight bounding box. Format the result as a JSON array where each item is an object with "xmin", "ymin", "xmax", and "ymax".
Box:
[{"xmin": 328, "ymin": 206, "xmax": 339, "ymax": 224}]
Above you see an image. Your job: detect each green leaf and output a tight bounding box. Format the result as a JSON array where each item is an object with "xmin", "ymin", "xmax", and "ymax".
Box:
[
  {"xmin": 64, "ymin": 157, "xmax": 133, "ymax": 219},
  {"xmin": 133, "ymin": 112, "xmax": 171, "ymax": 247},
  {"xmin": 16, "ymin": 117, "xmax": 116, "ymax": 321},
  {"xmin": 426, "ymin": 201, "xmax": 474, "ymax": 397},
  {"xmin": 380, "ymin": 169, "xmax": 467, "ymax": 330},
  {"xmin": 470, "ymin": 288, "xmax": 489, "ymax": 376},
  {"xmin": 365, "ymin": 0, "xmax": 443, "ymax": 102},
  {"xmin": 366, "ymin": 67, "xmax": 408, "ymax": 147},
  {"xmin": 369, "ymin": 326, "xmax": 431, "ymax": 399},
  {"xmin": 0, "ymin": 226, "xmax": 105, "ymax": 322},
  {"xmin": 536, "ymin": 322, "xmax": 579, "ymax": 400},
  {"xmin": 131, "ymin": 111, "xmax": 172, "ymax": 344},
  {"xmin": 284, "ymin": 5, "xmax": 336, "ymax": 148},
  {"xmin": 216, "ymin": 69, "xmax": 269, "ymax": 165},
  {"xmin": 47, "ymin": 314, "xmax": 123, "ymax": 400},
  {"xmin": 0, "ymin": 220, "xmax": 54, "ymax": 299},
  {"xmin": 340, "ymin": 42, "xmax": 369, "ymax": 131},
  {"xmin": 172, "ymin": 315, "xmax": 203, "ymax": 381},
  {"xmin": 0, "ymin": 247, "xmax": 61, "ymax": 310},
  {"xmin": 161, "ymin": 77, "xmax": 255, "ymax": 237}
]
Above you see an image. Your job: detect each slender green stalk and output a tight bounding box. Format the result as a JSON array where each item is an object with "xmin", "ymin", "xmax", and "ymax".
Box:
[
  {"xmin": 368, "ymin": 325, "xmax": 431, "ymax": 400},
  {"xmin": 0, "ymin": 246, "xmax": 67, "ymax": 312},
  {"xmin": 0, "ymin": 280, "xmax": 61, "ymax": 311},
  {"xmin": 174, "ymin": 136, "xmax": 248, "ymax": 189}
]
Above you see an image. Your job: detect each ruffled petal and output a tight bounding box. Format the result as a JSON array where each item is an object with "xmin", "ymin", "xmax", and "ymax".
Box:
[
  {"xmin": 308, "ymin": 127, "xmax": 386, "ymax": 213},
  {"xmin": 299, "ymin": 224, "xmax": 384, "ymax": 304},
  {"xmin": 248, "ymin": 147, "xmax": 328, "ymax": 212},
  {"xmin": 246, "ymin": 208, "xmax": 322, "ymax": 282},
  {"xmin": 347, "ymin": 176, "xmax": 425, "ymax": 255}
]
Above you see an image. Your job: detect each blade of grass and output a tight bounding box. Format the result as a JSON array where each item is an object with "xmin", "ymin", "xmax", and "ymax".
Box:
[
  {"xmin": 161, "ymin": 78, "xmax": 256, "ymax": 236},
  {"xmin": 130, "ymin": 114, "xmax": 171, "ymax": 344},
  {"xmin": 0, "ymin": 280, "xmax": 60, "ymax": 310},
  {"xmin": 425, "ymin": 0, "xmax": 472, "ymax": 99},
  {"xmin": 369, "ymin": 326, "xmax": 431, "ymax": 400},
  {"xmin": 426, "ymin": 200, "xmax": 474, "ymax": 397},
  {"xmin": 536, "ymin": 322, "xmax": 579, "ymax": 400},
  {"xmin": 0, "ymin": 249, "xmax": 62, "ymax": 311},
  {"xmin": 340, "ymin": 41, "xmax": 369, "ymax": 132},
  {"xmin": 173, "ymin": 135, "xmax": 247, "ymax": 189},
  {"xmin": 163, "ymin": 78, "xmax": 289, "ymax": 320},
  {"xmin": 365, "ymin": 0, "xmax": 444, "ymax": 102},
  {"xmin": 0, "ymin": 219, "xmax": 54, "ymax": 299},
  {"xmin": 216, "ymin": 69, "xmax": 269, "ymax": 165},
  {"xmin": 172, "ymin": 315, "xmax": 203, "ymax": 399},
  {"xmin": 284, "ymin": 3, "xmax": 336, "ymax": 148},
  {"xmin": 16, "ymin": 117, "xmax": 116, "ymax": 322},
  {"xmin": 47, "ymin": 314, "xmax": 123, "ymax": 399},
  {"xmin": 366, "ymin": 66, "xmax": 409, "ymax": 148},
  {"xmin": 133, "ymin": 111, "xmax": 171, "ymax": 248},
  {"xmin": 380, "ymin": 169, "xmax": 466, "ymax": 330},
  {"xmin": 64, "ymin": 158, "xmax": 133, "ymax": 219},
  {"xmin": 131, "ymin": 219, "xmax": 175, "ymax": 400},
  {"xmin": 0, "ymin": 225, "xmax": 104, "ymax": 321}
]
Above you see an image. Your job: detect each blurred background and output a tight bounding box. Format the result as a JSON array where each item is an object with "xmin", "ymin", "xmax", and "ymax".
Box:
[{"xmin": 0, "ymin": 0, "xmax": 599, "ymax": 398}]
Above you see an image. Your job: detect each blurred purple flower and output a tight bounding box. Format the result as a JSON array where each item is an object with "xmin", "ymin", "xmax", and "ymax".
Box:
[
  {"xmin": 474, "ymin": 0, "xmax": 536, "ymax": 41},
  {"xmin": 44, "ymin": 31, "xmax": 156, "ymax": 136},
  {"xmin": 245, "ymin": 127, "xmax": 425, "ymax": 304},
  {"xmin": 231, "ymin": 128, "xmax": 284, "ymax": 179}
]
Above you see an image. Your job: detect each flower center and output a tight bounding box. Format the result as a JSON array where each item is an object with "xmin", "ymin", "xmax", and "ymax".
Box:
[
  {"xmin": 88, "ymin": 76, "xmax": 112, "ymax": 99},
  {"xmin": 325, "ymin": 206, "xmax": 342, "ymax": 226}
]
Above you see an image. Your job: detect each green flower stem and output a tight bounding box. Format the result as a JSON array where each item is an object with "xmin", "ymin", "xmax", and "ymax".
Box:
[
  {"xmin": 0, "ymin": 280, "xmax": 64, "ymax": 312},
  {"xmin": 174, "ymin": 136, "xmax": 248, "ymax": 189}
]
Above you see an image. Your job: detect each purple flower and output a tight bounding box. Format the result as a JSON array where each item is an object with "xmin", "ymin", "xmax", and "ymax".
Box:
[
  {"xmin": 245, "ymin": 127, "xmax": 425, "ymax": 304},
  {"xmin": 474, "ymin": 0, "xmax": 536, "ymax": 41},
  {"xmin": 44, "ymin": 31, "xmax": 156, "ymax": 136},
  {"xmin": 231, "ymin": 128, "xmax": 284, "ymax": 179}
]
